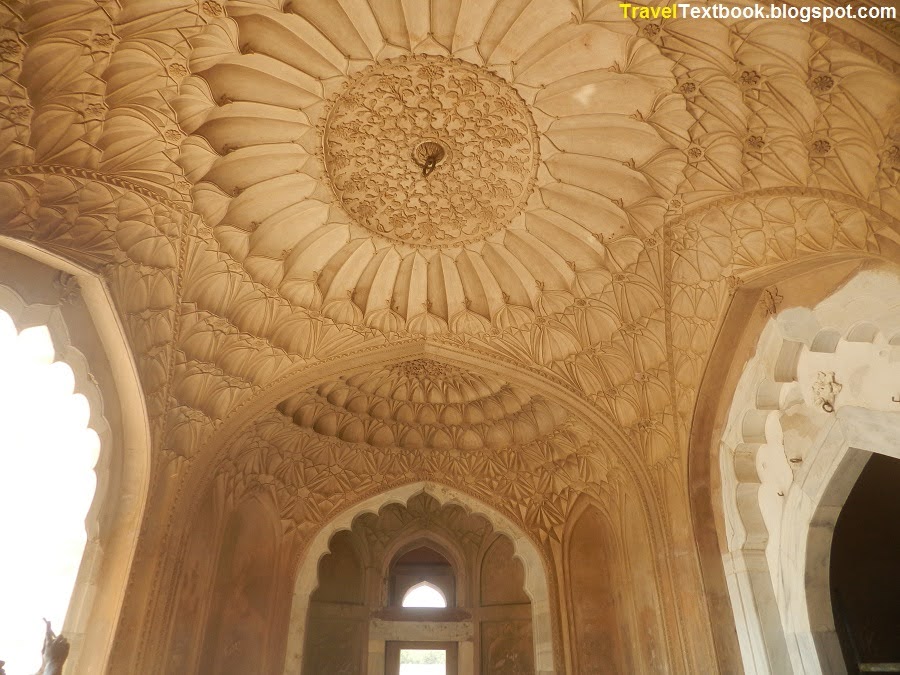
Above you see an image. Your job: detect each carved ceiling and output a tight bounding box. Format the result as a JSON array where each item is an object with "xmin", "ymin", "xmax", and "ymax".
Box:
[
  {"xmin": 344, "ymin": 491, "xmax": 493, "ymax": 561},
  {"xmin": 0, "ymin": 0, "xmax": 898, "ymax": 547},
  {"xmin": 176, "ymin": 1, "xmax": 684, "ymax": 334},
  {"xmin": 278, "ymin": 358, "xmax": 567, "ymax": 450},
  {"xmin": 221, "ymin": 402, "xmax": 616, "ymax": 543},
  {"xmin": 321, "ymin": 55, "xmax": 539, "ymax": 247}
]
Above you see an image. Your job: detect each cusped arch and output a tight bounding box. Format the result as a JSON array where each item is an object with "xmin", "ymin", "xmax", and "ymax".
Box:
[
  {"xmin": 689, "ymin": 258, "xmax": 900, "ymax": 674},
  {"xmin": 381, "ymin": 533, "xmax": 467, "ymax": 607},
  {"xmin": 283, "ymin": 481, "xmax": 556, "ymax": 675},
  {"xmin": 845, "ymin": 321, "xmax": 879, "ymax": 343},
  {"xmin": 0, "ymin": 238, "xmax": 151, "ymax": 675}
]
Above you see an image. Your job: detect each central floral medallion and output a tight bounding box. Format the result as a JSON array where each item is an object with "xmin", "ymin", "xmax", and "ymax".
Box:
[{"xmin": 321, "ymin": 55, "xmax": 539, "ymax": 248}]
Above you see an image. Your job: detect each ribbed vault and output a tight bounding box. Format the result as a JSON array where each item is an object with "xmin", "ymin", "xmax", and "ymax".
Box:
[
  {"xmin": 0, "ymin": 1, "xmax": 897, "ymax": 672},
  {"xmin": 217, "ymin": 350, "xmax": 630, "ymax": 549}
]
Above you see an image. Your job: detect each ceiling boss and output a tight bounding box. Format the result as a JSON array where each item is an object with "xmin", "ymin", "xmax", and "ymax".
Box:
[{"xmin": 320, "ymin": 55, "xmax": 540, "ymax": 248}]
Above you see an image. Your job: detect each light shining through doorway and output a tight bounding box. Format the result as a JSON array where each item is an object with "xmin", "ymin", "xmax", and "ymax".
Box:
[
  {"xmin": 399, "ymin": 648, "xmax": 446, "ymax": 675},
  {"xmin": 0, "ymin": 310, "xmax": 99, "ymax": 675}
]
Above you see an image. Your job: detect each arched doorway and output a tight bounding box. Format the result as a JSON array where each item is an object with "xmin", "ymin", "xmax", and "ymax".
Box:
[
  {"xmin": 692, "ymin": 264, "xmax": 900, "ymax": 674},
  {"xmin": 291, "ymin": 487, "xmax": 547, "ymax": 675},
  {"xmin": 0, "ymin": 288, "xmax": 102, "ymax": 675},
  {"xmin": 0, "ymin": 242, "xmax": 151, "ymax": 675},
  {"xmin": 830, "ymin": 454, "xmax": 900, "ymax": 672}
]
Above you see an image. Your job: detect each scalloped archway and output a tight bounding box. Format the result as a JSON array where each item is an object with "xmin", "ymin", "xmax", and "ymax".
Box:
[
  {"xmin": 690, "ymin": 260, "xmax": 900, "ymax": 673},
  {"xmin": 284, "ymin": 481, "xmax": 555, "ymax": 675},
  {"xmin": 0, "ymin": 238, "xmax": 151, "ymax": 675}
]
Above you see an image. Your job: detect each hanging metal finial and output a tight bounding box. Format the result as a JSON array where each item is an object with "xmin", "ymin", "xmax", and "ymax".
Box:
[{"xmin": 413, "ymin": 140, "xmax": 446, "ymax": 177}]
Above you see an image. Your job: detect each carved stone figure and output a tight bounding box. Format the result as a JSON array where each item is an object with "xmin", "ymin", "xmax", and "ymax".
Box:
[
  {"xmin": 35, "ymin": 620, "xmax": 69, "ymax": 675},
  {"xmin": 812, "ymin": 371, "xmax": 843, "ymax": 413}
]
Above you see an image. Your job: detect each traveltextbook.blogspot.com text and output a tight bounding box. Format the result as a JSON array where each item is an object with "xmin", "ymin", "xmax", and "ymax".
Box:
[{"xmin": 619, "ymin": 2, "xmax": 896, "ymax": 22}]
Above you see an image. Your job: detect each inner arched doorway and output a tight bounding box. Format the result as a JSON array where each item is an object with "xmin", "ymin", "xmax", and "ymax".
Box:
[
  {"xmin": 0, "ymin": 241, "xmax": 151, "ymax": 675},
  {"xmin": 830, "ymin": 453, "xmax": 900, "ymax": 672},
  {"xmin": 288, "ymin": 485, "xmax": 550, "ymax": 675}
]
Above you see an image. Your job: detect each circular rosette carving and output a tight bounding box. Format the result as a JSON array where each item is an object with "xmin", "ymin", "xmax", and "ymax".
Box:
[
  {"xmin": 175, "ymin": 2, "xmax": 691, "ymax": 337},
  {"xmin": 321, "ymin": 55, "xmax": 539, "ymax": 247}
]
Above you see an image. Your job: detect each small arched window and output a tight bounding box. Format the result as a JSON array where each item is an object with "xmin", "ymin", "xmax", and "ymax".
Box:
[
  {"xmin": 389, "ymin": 545, "xmax": 455, "ymax": 608},
  {"xmin": 402, "ymin": 581, "xmax": 447, "ymax": 608}
]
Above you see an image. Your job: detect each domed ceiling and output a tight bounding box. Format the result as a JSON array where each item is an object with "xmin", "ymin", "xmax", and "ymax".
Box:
[
  {"xmin": 278, "ymin": 359, "xmax": 567, "ymax": 450},
  {"xmin": 224, "ymin": 358, "xmax": 612, "ymax": 541},
  {"xmin": 0, "ymin": 0, "xmax": 897, "ymax": 541},
  {"xmin": 174, "ymin": 2, "xmax": 687, "ymax": 334}
]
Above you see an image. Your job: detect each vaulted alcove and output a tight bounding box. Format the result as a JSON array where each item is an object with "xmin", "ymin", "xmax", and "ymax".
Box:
[
  {"xmin": 298, "ymin": 492, "xmax": 535, "ymax": 675},
  {"xmin": 1, "ymin": 1, "xmax": 897, "ymax": 673}
]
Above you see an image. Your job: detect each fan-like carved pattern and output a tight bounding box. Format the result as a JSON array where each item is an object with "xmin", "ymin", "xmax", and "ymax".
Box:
[
  {"xmin": 223, "ymin": 405, "xmax": 618, "ymax": 546},
  {"xmin": 352, "ymin": 492, "xmax": 493, "ymax": 559},
  {"xmin": 0, "ymin": 2, "xmax": 898, "ymax": 670},
  {"xmin": 278, "ymin": 358, "xmax": 567, "ymax": 450},
  {"xmin": 174, "ymin": 0, "xmax": 688, "ymax": 331}
]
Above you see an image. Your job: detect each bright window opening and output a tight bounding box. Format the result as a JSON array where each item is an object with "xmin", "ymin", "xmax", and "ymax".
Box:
[
  {"xmin": 0, "ymin": 310, "xmax": 99, "ymax": 675},
  {"xmin": 399, "ymin": 648, "xmax": 446, "ymax": 675},
  {"xmin": 401, "ymin": 582, "xmax": 447, "ymax": 608}
]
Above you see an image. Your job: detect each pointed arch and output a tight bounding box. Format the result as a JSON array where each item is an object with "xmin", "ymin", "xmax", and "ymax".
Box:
[
  {"xmin": 0, "ymin": 238, "xmax": 151, "ymax": 675},
  {"xmin": 689, "ymin": 257, "xmax": 900, "ymax": 673},
  {"xmin": 160, "ymin": 339, "xmax": 683, "ymax": 675},
  {"xmin": 402, "ymin": 581, "xmax": 448, "ymax": 608},
  {"xmin": 282, "ymin": 481, "xmax": 556, "ymax": 675}
]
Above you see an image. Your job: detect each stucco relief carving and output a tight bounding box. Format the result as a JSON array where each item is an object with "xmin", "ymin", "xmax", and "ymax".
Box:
[
  {"xmin": 759, "ymin": 288, "xmax": 783, "ymax": 317},
  {"xmin": 278, "ymin": 360, "xmax": 567, "ymax": 451},
  {"xmin": 1, "ymin": 3, "xmax": 895, "ymax": 453},
  {"xmin": 220, "ymin": 405, "xmax": 619, "ymax": 546},
  {"xmin": 173, "ymin": 0, "xmax": 687, "ymax": 366},
  {"xmin": 812, "ymin": 371, "xmax": 842, "ymax": 412},
  {"xmin": 669, "ymin": 194, "xmax": 896, "ymax": 441},
  {"xmin": 353, "ymin": 492, "xmax": 492, "ymax": 565},
  {"xmin": 321, "ymin": 55, "xmax": 538, "ymax": 247},
  {"xmin": 0, "ymin": 1, "xmax": 897, "ymax": 672}
]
